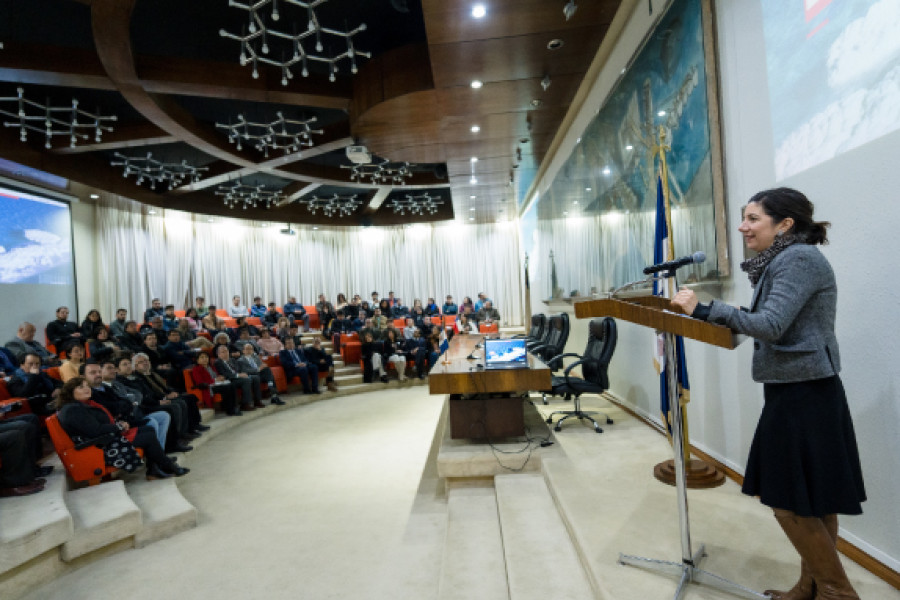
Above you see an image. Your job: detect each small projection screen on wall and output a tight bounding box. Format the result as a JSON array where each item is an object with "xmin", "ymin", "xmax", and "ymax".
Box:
[
  {"xmin": 761, "ymin": 0, "xmax": 900, "ymax": 181},
  {"xmin": 0, "ymin": 181, "xmax": 78, "ymax": 337}
]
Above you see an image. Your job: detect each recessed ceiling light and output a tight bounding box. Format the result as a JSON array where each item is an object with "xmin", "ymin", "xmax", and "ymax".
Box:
[
  {"xmin": 90, "ymin": 193, "xmax": 99, "ymax": 199},
  {"xmin": 585, "ymin": 187, "xmax": 591, "ymax": 192},
  {"xmin": 469, "ymin": 216, "xmax": 475, "ymax": 221},
  {"xmin": 603, "ymin": 167, "xmax": 611, "ymax": 176},
  {"xmin": 260, "ymin": 223, "xmax": 267, "ymax": 227},
  {"xmin": 470, "ymin": 195, "xmax": 477, "ymax": 199},
  {"xmin": 207, "ymin": 217, "xmax": 214, "ymax": 222},
  {"xmin": 658, "ymin": 110, "xmax": 666, "ymax": 117},
  {"xmin": 547, "ymin": 39, "xmax": 564, "ymax": 51},
  {"xmin": 470, "ymin": 207, "xmax": 476, "ymax": 211},
  {"xmin": 470, "ymin": 79, "xmax": 483, "ymax": 89},
  {"xmin": 148, "ymin": 208, "xmax": 157, "ymax": 215},
  {"xmin": 625, "ymin": 145, "xmax": 633, "ymax": 151},
  {"xmin": 621, "ymin": 68, "xmax": 627, "ymax": 74},
  {"xmin": 469, "ymin": 176, "xmax": 478, "ymax": 184},
  {"xmin": 576, "ymin": 137, "xmax": 581, "ymax": 144},
  {"xmin": 530, "ymin": 99, "xmax": 543, "ymax": 108},
  {"xmin": 573, "ymin": 201, "xmax": 579, "ymax": 205},
  {"xmin": 472, "ymin": 4, "xmax": 486, "ymax": 18},
  {"xmin": 471, "ymin": 125, "xmax": 480, "ymax": 133},
  {"xmin": 313, "ymin": 226, "xmax": 319, "ymax": 230},
  {"xmin": 470, "ymin": 156, "xmax": 478, "ymax": 162}
]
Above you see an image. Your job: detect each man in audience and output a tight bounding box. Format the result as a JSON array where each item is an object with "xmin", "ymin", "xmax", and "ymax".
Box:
[
  {"xmin": 370, "ymin": 291, "xmax": 379, "ymax": 307},
  {"xmin": 304, "ymin": 337, "xmax": 336, "ymax": 392},
  {"xmin": 163, "ymin": 330, "xmax": 197, "ymax": 373},
  {"xmin": 144, "ymin": 298, "xmax": 165, "ymax": 323},
  {"xmin": 249, "ymin": 296, "xmax": 268, "ymax": 318},
  {"xmin": 236, "ymin": 344, "xmax": 284, "ymax": 405},
  {"xmin": 315, "ymin": 293, "xmax": 334, "ymax": 317},
  {"xmin": 117, "ymin": 356, "xmax": 195, "ymax": 452},
  {"xmin": 194, "ymin": 296, "xmax": 209, "ymax": 318},
  {"xmin": 361, "ymin": 301, "xmax": 374, "ymax": 318},
  {"xmin": 477, "ymin": 300, "xmax": 501, "ymax": 324},
  {"xmin": 402, "ymin": 318, "xmax": 418, "ymax": 340},
  {"xmin": 262, "ymin": 302, "xmax": 281, "ymax": 328},
  {"xmin": 84, "ymin": 361, "xmax": 170, "ymax": 453},
  {"xmin": 228, "ymin": 295, "xmax": 249, "ymax": 319},
  {"xmin": 401, "ymin": 329, "xmax": 430, "ymax": 380},
  {"xmin": 234, "ymin": 328, "xmax": 261, "ymax": 354},
  {"xmin": 474, "ymin": 292, "xmax": 493, "ymax": 313},
  {"xmin": 386, "ymin": 291, "xmax": 396, "ymax": 307},
  {"xmin": 232, "ymin": 317, "xmax": 260, "ymax": 338},
  {"xmin": 351, "ymin": 310, "xmax": 367, "ymax": 332},
  {"xmin": 0, "ymin": 411, "xmax": 47, "ymax": 497},
  {"xmin": 424, "ymin": 298, "xmax": 440, "ymax": 316},
  {"xmin": 442, "ymin": 295, "xmax": 458, "ymax": 315},
  {"xmin": 279, "ymin": 338, "xmax": 320, "ymax": 394},
  {"xmin": 46, "ymin": 306, "xmax": 82, "ymax": 355},
  {"xmin": 7, "ymin": 353, "xmax": 61, "ymax": 415},
  {"xmin": 130, "ymin": 353, "xmax": 209, "ymax": 433},
  {"xmin": 118, "ymin": 321, "xmax": 145, "ymax": 354},
  {"xmin": 141, "ymin": 331, "xmax": 182, "ymax": 391},
  {"xmin": 141, "ymin": 315, "xmax": 167, "ymax": 341},
  {"xmin": 392, "ymin": 299, "xmax": 410, "ymax": 319},
  {"xmin": 109, "ymin": 308, "xmax": 129, "ymax": 339},
  {"xmin": 6, "ymin": 322, "xmax": 60, "ymax": 366},
  {"xmin": 162, "ymin": 305, "xmax": 180, "ymax": 331},
  {"xmin": 283, "ymin": 296, "xmax": 310, "ymax": 332},
  {"xmin": 0, "ymin": 347, "xmax": 17, "ymax": 376}
]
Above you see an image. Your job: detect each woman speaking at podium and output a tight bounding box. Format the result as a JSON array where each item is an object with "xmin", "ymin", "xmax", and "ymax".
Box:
[{"xmin": 672, "ymin": 188, "xmax": 865, "ymax": 600}]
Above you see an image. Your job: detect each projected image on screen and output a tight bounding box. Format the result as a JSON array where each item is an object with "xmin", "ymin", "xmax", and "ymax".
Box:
[
  {"xmin": 0, "ymin": 187, "xmax": 73, "ymax": 284},
  {"xmin": 761, "ymin": 0, "xmax": 900, "ymax": 180}
]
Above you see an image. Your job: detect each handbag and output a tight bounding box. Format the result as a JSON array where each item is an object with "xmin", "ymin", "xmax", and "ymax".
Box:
[{"xmin": 101, "ymin": 436, "xmax": 143, "ymax": 472}]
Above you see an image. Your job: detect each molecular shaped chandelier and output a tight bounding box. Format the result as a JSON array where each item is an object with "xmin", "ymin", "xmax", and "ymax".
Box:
[
  {"xmin": 389, "ymin": 193, "xmax": 444, "ymax": 216},
  {"xmin": 220, "ymin": 0, "xmax": 371, "ymax": 84},
  {"xmin": 216, "ymin": 112, "xmax": 323, "ymax": 157},
  {"xmin": 0, "ymin": 87, "xmax": 116, "ymax": 149},
  {"xmin": 110, "ymin": 152, "xmax": 209, "ymax": 190},
  {"xmin": 341, "ymin": 159, "xmax": 412, "ymax": 186},
  {"xmin": 215, "ymin": 181, "xmax": 285, "ymax": 210},
  {"xmin": 297, "ymin": 193, "xmax": 363, "ymax": 217}
]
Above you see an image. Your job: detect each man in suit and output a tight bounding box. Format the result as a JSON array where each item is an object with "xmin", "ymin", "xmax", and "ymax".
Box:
[
  {"xmin": 279, "ymin": 338, "xmax": 320, "ymax": 394},
  {"xmin": 476, "ymin": 300, "xmax": 501, "ymax": 325}
]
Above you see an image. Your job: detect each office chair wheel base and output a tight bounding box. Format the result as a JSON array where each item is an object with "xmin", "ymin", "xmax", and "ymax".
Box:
[
  {"xmin": 546, "ymin": 418, "xmax": 553, "ymax": 425},
  {"xmin": 594, "ymin": 426, "xmax": 603, "ymax": 434},
  {"xmin": 554, "ymin": 425, "xmax": 562, "ymax": 432}
]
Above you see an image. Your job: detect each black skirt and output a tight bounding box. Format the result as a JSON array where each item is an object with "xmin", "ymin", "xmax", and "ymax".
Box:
[{"xmin": 742, "ymin": 375, "xmax": 866, "ymax": 517}]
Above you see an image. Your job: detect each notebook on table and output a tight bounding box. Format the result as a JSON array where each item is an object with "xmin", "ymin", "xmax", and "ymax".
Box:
[{"xmin": 483, "ymin": 338, "xmax": 529, "ymax": 370}]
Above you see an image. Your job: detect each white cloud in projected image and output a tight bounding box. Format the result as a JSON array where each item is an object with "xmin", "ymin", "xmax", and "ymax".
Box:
[
  {"xmin": 763, "ymin": 0, "xmax": 900, "ymax": 181},
  {"xmin": 0, "ymin": 229, "xmax": 71, "ymax": 284},
  {"xmin": 0, "ymin": 191, "xmax": 73, "ymax": 284}
]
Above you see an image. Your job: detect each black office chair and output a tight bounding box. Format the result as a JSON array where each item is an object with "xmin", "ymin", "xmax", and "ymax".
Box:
[
  {"xmin": 545, "ymin": 317, "xmax": 617, "ymax": 434},
  {"xmin": 516, "ymin": 314, "xmax": 546, "ymax": 348},
  {"xmin": 531, "ymin": 313, "xmax": 569, "ymax": 365},
  {"xmin": 524, "ymin": 314, "xmax": 550, "ymax": 352}
]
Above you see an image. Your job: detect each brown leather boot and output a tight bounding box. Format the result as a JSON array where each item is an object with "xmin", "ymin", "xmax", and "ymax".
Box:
[
  {"xmin": 772, "ymin": 511, "xmax": 859, "ymax": 600},
  {"xmin": 765, "ymin": 514, "xmax": 839, "ymax": 600},
  {"xmin": 327, "ymin": 381, "xmax": 337, "ymax": 392}
]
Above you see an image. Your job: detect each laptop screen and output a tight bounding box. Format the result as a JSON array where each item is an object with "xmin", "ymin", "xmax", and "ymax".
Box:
[{"xmin": 483, "ymin": 338, "xmax": 528, "ymax": 366}]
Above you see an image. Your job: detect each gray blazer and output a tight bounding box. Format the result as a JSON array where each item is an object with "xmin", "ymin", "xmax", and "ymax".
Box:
[{"xmin": 707, "ymin": 244, "xmax": 840, "ymax": 383}]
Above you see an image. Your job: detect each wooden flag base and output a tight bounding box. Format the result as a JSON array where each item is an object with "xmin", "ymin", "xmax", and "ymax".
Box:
[{"xmin": 653, "ymin": 458, "xmax": 725, "ymax": 489}]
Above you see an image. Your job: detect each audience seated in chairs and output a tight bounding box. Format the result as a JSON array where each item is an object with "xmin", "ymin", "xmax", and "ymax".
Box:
[
  {"xmin": 228, "ymin": 295, "xmax": 249, "ymax": 319},
  {"xmin": 273, "ymin": 317, "xmax": 292, "ymax": 342},
  {"xmin": 442, "ymin": 295, "xmax": 458, "ymax": 315},
  {"xmin": 279, "ymin": 338, "xmax": 320, "ymax": 394},
  {"xmin": 351, "ymin": 310, "xmax": 366, "ymax": 332},
  {"xmin": 191, "ymin": 351, "xmax": 239, "ymax": 415},
  {"xmin": 59, "ymin": 343, "xmax": 86, "ymax": 382},
  {"xmin": 335, "ymin": 293, "xmax": 349, "ymax": 315},
  {"xmin": 143, "ymin": 298, "xmax": 164, "ymax": 323},
  {"xmin": 162, "ymin": 305, "xmax": 180, "ymax": 332},
  {"xmin": 164, "ymin": 330, "xmax": 199, "ymax": 372},
  {"xmin": 318, "ymin": 304, "xmax": 337, "ymax": 337},
  {"xmin": 261, "ymin": 302, "xmax": 282, "ymax": 329},
  {"xmin": 201, "ymin": 306, "xmax": 225, "ymax": 336},
  {"xmin": 117, "ymin": 320, "xmax": 145, "ymax": 354},
  {"xmin": 56, "ymin": 376, "xmax": 188, "ymax": 481},
  {"xmin": 360, "ymin": 331, "xmax": 388, "ymax": 384},
  {"xmin": 283, "ymin": 296, "xmax": 310, "ymax": 332},
  {"xmin": 212, "ymin": 332, "xmax": 240, "ymax": 357},
  {"xmin": 130, "ymin": 352, "xmax": 209, "ymax": 434},
  {"xmin": 401, "ymin": 329, "xmax": 430, "ymax": 380},
  {"xmin": 6, "ymin": 322, "xmax": 61, "ymax": 366},
  {"xmin": 214, "ymin": 344, "xmax": 263, "ymax": 411},
  {"xmin": 425, "ymin": 297, "xmax": 441, "ymax": 316},
  {"xmin": 476, "ymin": 300, "xmax": 500, "ymax": 325},
  {"xmin": 249, "ymin": 297, "xmax": 268, "ymax": 318},
  {"xmin": 236, "ymin": 344, "xmax": 285, "ymax": 404},
  {"xmin": 391, "ymin": 299, "xmax": 410, "ymax": 319},
  {"xmin": 175, "ymin": 319, "xmax": 214, "ymax": 350},
  {"xmin": 47, "ymin": 306, "xmax": 83, "ymax": 355},
  {"xmin": 80, "ymin": 309, "xmax": 106, "ymax": 341},
  {"xmin": 304, "ymin": 337, "xmax": 337, "ymax": 392},
  {"xmin": 0, "ymin": 405, "xmax": 52, "ymax": 497},
  {"xmin": 140, "ymin": 316, "xmax": 167, "ymax": 342},
  {"xmin": 8, "ymin": 353, "xmax": 61, "ymax": 416},
  {"xmin": 315, "ymin": 294, "xmax": 335, "ymax": 319},
  {"xmin": 194, "ymin": 297, "xmax": 209, "ymax": 318},
  {"xmin": 455, "ymin": 313, "xmax": 478, "ymax": 335},
  {"xmin": 88, "ymin": 326, "xmax": 123, "ymax": 362},
  {"xmin": 381, "ymin": 328, "xmax": 408, "ymax": 382},
  {"xmin": 182, "ymin": 308, "xmax": 203, "ymax": 332}
]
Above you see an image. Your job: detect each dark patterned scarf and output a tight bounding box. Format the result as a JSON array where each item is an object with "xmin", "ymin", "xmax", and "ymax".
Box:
[{"xmin": 740, "ymin": 233, "xmax": 804, "ymax": 286}]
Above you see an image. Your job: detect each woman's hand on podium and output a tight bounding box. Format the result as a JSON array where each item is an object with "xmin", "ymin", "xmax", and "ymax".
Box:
[{"xmin": 671, "ymin": 288, "xmax": 699, "ymax": 315}]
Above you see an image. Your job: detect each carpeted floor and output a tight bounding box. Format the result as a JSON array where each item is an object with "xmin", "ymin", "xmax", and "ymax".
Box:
[{"xmin": 21, "ymin": 387, "xmax": 899, "ymax": 600}]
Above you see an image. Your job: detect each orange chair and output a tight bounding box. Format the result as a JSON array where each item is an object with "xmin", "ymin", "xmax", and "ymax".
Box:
[
  {"xmin": 183, "ymin": 369, "xmax": 222, "ymax": 409},
  {"xmin": 174, "ymin": 310, "xmax": 186, "ymax": 318},
  {"xmin": 430, "ymin": 316, "xmax": 443, "ymax": 326},
  {"xmin": 45, "ymin": 414, "xmax": 141, "ymax": 486},
  {"xmin": 215, "ymin": 309, "xmax": 229, "ymax": 318},
  {"xmin": 479, "ymin": 322, "xmax": 499, "ymax": 333},
  {"xmin": 392, "ymin": 318, "xmax": 406, "ymax": 329},
  {"xmin": 340, "ymin": 333, "xmax": 361, "ymax": 365},
  {"xmin": 246, "ymin": 317, "xmax": 262, "ymax": 327},
  {"xmin": 45, "ymin": 366, "xmax": 62, "ymax": 381},
  {"xmin": 0, "ymin": 381, "xmax": 34, "ymax": 420},
  {"xmin": 306, "ymin": 306, "xmax": 319, "ymax": 330},
  {"xmin": 261, "ymin": 356, "xmax": 290, "ymax": 393}
]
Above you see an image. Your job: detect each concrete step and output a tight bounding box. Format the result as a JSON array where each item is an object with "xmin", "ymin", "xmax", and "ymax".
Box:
[
  {"xmin": 127, "ymin": 478, "xmax": 198, "ymax": 548},
  {"xmin": 0, "ymin": 455, "xmax": 73, "ymax": 576},
  {"xmin": 334, "ymin": 372, "xmax": 364, "ymax": 386},
  {"xmin": 334, "ymin": 365, "xmax": 360, "ymax": 376},
  {"xmin": 438, "ymin": 486, "xmax": 509, "ymax": 600},
  {"xmin": 494, "ymin": 473, "xmax": 593, "ymax": 600},
  {"xmin": 60, "ymin": 479, "xmax": 142, "ymax": 561}
]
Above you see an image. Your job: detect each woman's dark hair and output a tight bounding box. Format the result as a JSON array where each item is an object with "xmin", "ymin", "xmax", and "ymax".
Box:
[
  {"xmin": 57, "ymin": 376, "xmax": 87, "ymax": 408},
  {"xmin": 86, "ymin": 309, "xmax": 101, "ymax": 321},
  {"xmin": 748, "ymin": 187, "xmax": 830, "ymax": 245}
]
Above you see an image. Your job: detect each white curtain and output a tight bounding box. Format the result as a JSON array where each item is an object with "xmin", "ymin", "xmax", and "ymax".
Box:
[{"xmin": 92, "ymin": 197, "xmax": 525, "ymax": 325}]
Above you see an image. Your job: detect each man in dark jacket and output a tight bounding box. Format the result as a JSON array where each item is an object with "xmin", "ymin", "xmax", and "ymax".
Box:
[
  {"xmin": 5, "ymin": 322, "xmax": 60, "ymax": 366},
  {"xmin": 7, "ymin": 353, "xmax": 61, "ymax": 415},
  {"xmin": 45, "ymin": 306, "xmax": 82, "ymax": 355}
]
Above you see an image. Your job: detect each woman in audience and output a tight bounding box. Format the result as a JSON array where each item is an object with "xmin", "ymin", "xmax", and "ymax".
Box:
[
  {"xmin": 377, "ymin": 299, "xmax": 392, "ymax": 318},
  {"xmin": 256, "ymin": 328, "xmax": 284, "ymax": 357},
  {"xmin": 80, "ymin": 309, "xmax": 106, "ymax": 340},
  {"xmin": 335, "ymin": 293, "xmax": 349, "ymax": 315},
  {"xmin": 56, "ymin": 376, "xmax": 188, "ymax": 479},
  {"xmin": 360, "ymin": 330, "xmax": 388, "ymax": 384},
  {"xmin": 455, "ymin": 313, "xmax": 477, "ymax": 334},
  {"xmin": 381, "ymin": 328, "xmax": 408, "ymax": 382},
  {"xmin": 59, "ymin": 343, "xmax": 85, "ymax": 382},
  {"xmin": 424, "ymin": 297, "xmax": 440, "ymax": 316},
  {"xmin": 190, "ymin": 352, "xmax": 238, "ymax": 415},
  {"xmin": 183, "ymin": 308, "xmax": 204, "ymax": 332},
  {"xmin": 460, "ymin": 296, "xmax": 475, "ymax": 314},
  {"xmin": 214, "ymin": 344, "xmax": 261, "ymax": 411},
  {"xmin": 88, "ymin": 327, "xmax": 122, "ymax": 361},
  {"xmin": 213, "ymin": 332, "xmax": 240, "ymax": 358},
  {"xmin": 318, "ymin": 303, "xmax": 337, "ymax": 337},
  {"xmin": 274, "ymin": 317, "xmax": 292, "ymax": 341},
  {"xmin": 237, "ymin": 343, "xmax": 284, "ymax": 405}
]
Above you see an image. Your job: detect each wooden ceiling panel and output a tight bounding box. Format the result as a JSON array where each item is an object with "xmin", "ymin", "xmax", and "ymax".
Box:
[
  {"xmin": 428, "ymin": 25, "xmax": 610, "ymax": 89},
  {"xmin": 436, "ymin": 74, "xmax": 582, "ymax": 117},
  {"xmin": 422, "ymin": 0, "xmax": 619, "ymax": 45}
]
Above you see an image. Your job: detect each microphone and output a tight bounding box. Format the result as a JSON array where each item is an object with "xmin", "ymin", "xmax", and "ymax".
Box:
[{"xmin": 643, "ymin": 251, "xmax": 706, "ymax": 275}]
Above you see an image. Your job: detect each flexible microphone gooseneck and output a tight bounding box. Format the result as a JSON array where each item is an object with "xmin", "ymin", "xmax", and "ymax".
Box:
[{"xmin": 643, "ymin": 251, "xmax": 706, "ymax": 275}]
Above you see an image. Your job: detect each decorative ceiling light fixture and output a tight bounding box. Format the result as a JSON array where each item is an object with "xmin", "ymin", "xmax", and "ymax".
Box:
[
  {"xmin": 216, "ymin": 112, "xmax": 323, "ymax": 157},
  {"xmin": 388, "ymin": 193, "xmax": 444, "ymax": 216},
  {"xmin": 563, "ymin": 0, "xmax": 578, "ymax": 21},
  {"xmin": 297, "ymin": 193, "xmax": 363, "ymax": 217},
  {"xmin": 0, "ymin": 87, "xmax": 116, "ymax": 149},
  {"xmin": 341, "ymin": 159, "xmax": 412, "ymax": 185},
  {"xmin": 215, "ymin": 181, "xmax": 285, "ymax": 210},
  {"xmin": 541, "ymin": 74, "xmax": 551, "ymax": 91},
  {"xmin": 220, "ymin": 0, "xmax": 371, "ymax": 84},
  {"xmin": 111, "ymin": 152, "xmax": 209, "ymax": 190}
]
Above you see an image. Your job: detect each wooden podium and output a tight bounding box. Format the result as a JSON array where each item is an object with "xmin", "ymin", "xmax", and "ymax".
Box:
[{"xmin": 575, "ymin": 296, "xmax": 765, "ymax": 600}]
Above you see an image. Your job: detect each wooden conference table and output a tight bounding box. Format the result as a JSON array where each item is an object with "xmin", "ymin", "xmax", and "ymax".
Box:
[{"xmin": 428, "ymin": 334, "xmax": 551, "ymax": 439}]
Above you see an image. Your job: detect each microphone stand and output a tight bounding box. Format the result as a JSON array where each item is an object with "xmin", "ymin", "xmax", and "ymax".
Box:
[{"xmin": 612, "ymin": 271, "xmax": 767, "ymax": 600}]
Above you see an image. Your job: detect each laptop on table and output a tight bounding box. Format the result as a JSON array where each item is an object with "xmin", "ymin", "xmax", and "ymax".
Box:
[{"xmin": 483, "ymin": 338, "xmax": 529, "ymax": 370}]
